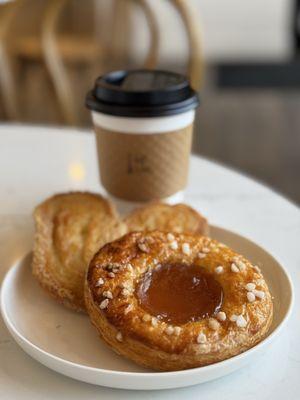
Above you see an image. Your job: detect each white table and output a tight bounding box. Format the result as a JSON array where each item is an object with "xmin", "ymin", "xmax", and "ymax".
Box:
[{"xmin": 0, "ymin": 125, "xmax": 299, "ymax": 400}]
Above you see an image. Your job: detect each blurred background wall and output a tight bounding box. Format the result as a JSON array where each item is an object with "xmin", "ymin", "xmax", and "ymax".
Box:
[
  {"xmin": 132, "ymin": 0, "xmax": 291, "ymax": 62},
  {"xmin": 0, "ymin": 0, "xmax": 299, "ymax": 203}
]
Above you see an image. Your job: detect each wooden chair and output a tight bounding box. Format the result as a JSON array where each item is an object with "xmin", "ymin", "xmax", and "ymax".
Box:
[
  {"xmin": 41, "ymin": 0, "xmax": 159, "ymax": 126},
  {"xmin": 0, "ymin": 0, "xmax": 127, "ymax": 124},
  {"xmin": 0, "ymin": 2, "xmax": 19, "ymax": 119},
  {"xmin": 0, "ymin": 0, "xmax": 202, "ymax": 124},
  {"xmin": 0, "ymin": 0, "xmax": 52, "ymax": 120},
  {"xmin": 170, "ymin": 0, "xmax": 204, "ymax": 90}
]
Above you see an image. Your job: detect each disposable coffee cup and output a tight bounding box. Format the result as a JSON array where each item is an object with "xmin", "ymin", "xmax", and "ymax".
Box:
[{"xmin": 86, "ymin": 69, "xmax": 199, "ymax": 210}]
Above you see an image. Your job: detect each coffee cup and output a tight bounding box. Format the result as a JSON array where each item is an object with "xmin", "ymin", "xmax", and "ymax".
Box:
[{"xmin": 86, "ymin": 69, "xmax": 199, "ymax": 210}]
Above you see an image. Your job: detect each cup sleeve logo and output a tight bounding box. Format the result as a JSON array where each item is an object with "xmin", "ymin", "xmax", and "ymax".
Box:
[{"xmin": 127, "ymin": 153, "xmax": 151, "ymax": 174}]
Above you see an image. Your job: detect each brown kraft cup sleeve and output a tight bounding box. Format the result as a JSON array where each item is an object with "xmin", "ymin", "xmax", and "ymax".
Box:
[{"xmin": 95, "ymin": 125, "xmax": 193, "ymax": 202}]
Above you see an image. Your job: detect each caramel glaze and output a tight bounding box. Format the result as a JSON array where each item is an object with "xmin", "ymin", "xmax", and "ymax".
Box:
[{"xmin": 136, "ymin": 263, "xmax": 223, "ymax": 325}]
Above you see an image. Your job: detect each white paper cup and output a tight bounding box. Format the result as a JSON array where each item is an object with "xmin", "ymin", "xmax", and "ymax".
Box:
[{"xmin": 86, "ymin": 70, "xmax": 199, "ymax": 212}]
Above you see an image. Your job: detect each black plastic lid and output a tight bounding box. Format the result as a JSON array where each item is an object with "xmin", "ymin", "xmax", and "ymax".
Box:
[{"xmin": 85, "ymin": 69, "xmax": 200, "ymax": 117}]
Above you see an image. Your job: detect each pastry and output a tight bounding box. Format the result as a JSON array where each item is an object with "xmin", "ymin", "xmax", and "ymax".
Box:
[
  {"xmin": 85, "ymin": 231, "xmax": 273, "ymax": 371},
  {"xmin": 32, "ymin": 192, "xmax": 126, "ymax": 312},
  {"xmin": 124, "ymin": 202, "xmax": 209, "ymax": 235},
  {"xmin": 86, "ymin": 201, "xmax": 208, "ymax": 264}
]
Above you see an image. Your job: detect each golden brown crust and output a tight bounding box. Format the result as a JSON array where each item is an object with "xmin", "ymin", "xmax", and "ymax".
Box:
[
  {"xmin": 124, "ymin": 202, "xmax": 209, "ymax": 235},
  {"xmin": 85, "ymin": 231, "xmax": 273, "ymax": 371},
  {"xmin": 32, "ymin": 192, "xmax": 127, "ymax": 312}
]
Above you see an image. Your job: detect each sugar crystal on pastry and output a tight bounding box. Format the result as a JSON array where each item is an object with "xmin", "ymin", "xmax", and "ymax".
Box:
[
  {"xmin": 127, "ymin": 264, "xmax": 133, "ymax": 272},
  {"xmin": 120, "ymin": 281, "xmax": 131, "ymax": 289},
  {"xmin": 169, "ymin": 241, "xmax": 178, "ymax": 250},
  {"xmin": 215, "ymin": 266, "xmax": 224, "ymax": 274},
  {"xmin": 231, "ymin": 263, "xmax": 240, "ymax": 273},
  {"xmin": 95, "ymin": 277, "xmax": 104, "ymax": 287},
  {"xmin": 208, "ymin": 318, "xmax": 220, "ymax": 330},
  {"xmin": 165, "ymin": 326, "xmax": 175, "ymax": 335},
  {"xmin": 198, "ymin": 252, "xmax": 206, "ymax": 259},
  {"xmin": 217, "ymin": 311, "xmax": 226, "ymax": 321},
  {"xmin": 236, "ymin": 261, "xmax": 247, "ymax": 271},
  {"xmin": 232, "ymin": 257, "xmax": 247, "ymax": 271},
  {"xmin": 121, "ymin": 288, "xmax": 131, "ymax": 297},
  {"xmin": 103, "ymin": 290, "xmax": 113, "ymax": 299},
  {"xmin": 236, "ymin": 315, "xmax": 247, "ymax": 328},
  {"xmin": 167, "ymin": 233, "xmax": 175, "ymax": 241},
  {"xmin": 174, "ymin": 326, "xmax": 182, "ymax": 335},
  {"xmin": 182, "ymin": 243, "xmax": 191, "ymax": 255},
  {"xmin": 247, "ymin": 292, "xmax": 256, "ymax": 303},
  {"xmin": 138, "ymin": 242, "xmax": 149, "ymax": 253},
  {"xmin": 252, "ymin": 289, "xmax": 265, "ymax": 299},
  {"xmin": 202, "ymin": 247, "xmax": 210, "ymax": 253},
  {"xmin": 245, "ymin": 282, "xmax": 256, "ymax": 291},
  {"xmin": 197, "ymin": 333, "xmax": 207, "ymax": 344},
  {"xmin": 99, "ymin": 298, "xmax": 109, "ymax": 309},
  {"xmin": 116, "ymin": 332, "xmax": 123, "ymax": 342}
]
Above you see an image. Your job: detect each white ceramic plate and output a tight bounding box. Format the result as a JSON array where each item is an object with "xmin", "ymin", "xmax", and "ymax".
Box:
[{"xmin": 0, "ymin": 226, "xmax": 293, "ymax": 390}]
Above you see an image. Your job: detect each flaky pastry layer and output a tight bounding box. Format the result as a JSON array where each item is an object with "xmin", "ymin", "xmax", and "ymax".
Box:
[{"xmin": 32, "ymin": 192, "xmax": 126, "ymax": 312}]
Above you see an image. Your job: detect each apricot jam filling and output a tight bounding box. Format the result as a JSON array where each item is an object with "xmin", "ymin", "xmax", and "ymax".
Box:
[{"xmin": 136, "ymin": 263, "xmax": 223, "ymax": 325}]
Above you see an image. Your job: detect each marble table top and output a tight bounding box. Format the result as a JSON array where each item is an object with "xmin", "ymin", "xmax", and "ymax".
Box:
[{"xmin": 0, "ymin": 124, "xmax": 299, "ymax": 399}]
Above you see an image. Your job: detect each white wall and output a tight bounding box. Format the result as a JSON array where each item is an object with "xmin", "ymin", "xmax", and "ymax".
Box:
[{"xmin": 131, "ymin": 0, "xmax": 293, "ymax": 63}]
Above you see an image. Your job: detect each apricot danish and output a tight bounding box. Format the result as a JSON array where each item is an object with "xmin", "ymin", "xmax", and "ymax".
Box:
[{"xmin": 85, "ymin": 231, "xmax": 273, "ymax": 371}]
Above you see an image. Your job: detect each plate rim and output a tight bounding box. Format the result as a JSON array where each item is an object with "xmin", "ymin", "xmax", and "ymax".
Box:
[{"xmin": 0, "ymin": 225, "xmax": 294, "ymax": 382}]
